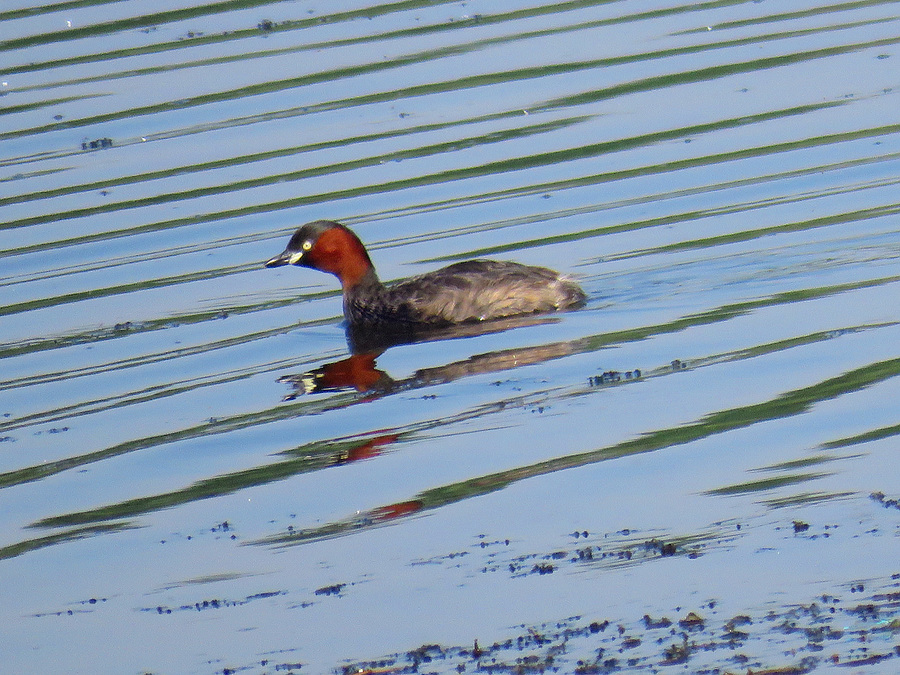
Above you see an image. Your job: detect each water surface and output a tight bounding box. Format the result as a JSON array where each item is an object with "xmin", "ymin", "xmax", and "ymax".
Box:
[{"xmin": 2, "ymin": 1, "xmax": 900, "ymax": 673}]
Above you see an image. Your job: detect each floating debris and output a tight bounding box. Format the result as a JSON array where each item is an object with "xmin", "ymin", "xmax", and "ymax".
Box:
[{"xmin": 81, "ymin": 137, "xmax": 113, "ymax": 150}]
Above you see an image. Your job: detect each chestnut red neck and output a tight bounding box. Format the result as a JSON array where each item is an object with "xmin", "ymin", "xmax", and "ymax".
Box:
[{"xmin": 307, "ymin": 225, "xmax": 377, "ymax": 290}]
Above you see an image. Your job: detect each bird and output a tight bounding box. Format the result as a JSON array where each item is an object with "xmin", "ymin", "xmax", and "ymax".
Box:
[{"xmin": 265, "ymin": 220, "xmax": 586, "ymax": 326}]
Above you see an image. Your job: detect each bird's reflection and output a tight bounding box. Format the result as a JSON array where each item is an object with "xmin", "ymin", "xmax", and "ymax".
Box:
[
  {"xmin": 271, "ymin": 316, "xmax": 596, "ymax": 525},
  {"xmin": 276, "ymin": 314, "xmax": 583, "ymax": 400}
]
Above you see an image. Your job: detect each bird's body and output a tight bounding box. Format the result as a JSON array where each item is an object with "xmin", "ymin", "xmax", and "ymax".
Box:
[{"xmin": 265, "ymin": 220, "xmax": 586, "ymax": 326}]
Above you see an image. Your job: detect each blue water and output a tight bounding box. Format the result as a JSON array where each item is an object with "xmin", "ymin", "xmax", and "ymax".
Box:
[{"xmin": 2, "ymin": 1, "xmax": 900, "ymax": 672}]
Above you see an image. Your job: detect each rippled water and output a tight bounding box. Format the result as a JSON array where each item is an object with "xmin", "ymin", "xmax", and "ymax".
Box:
[{"xmin": 3, "ymin": 1, "xmax": 900, "ymax": 673}]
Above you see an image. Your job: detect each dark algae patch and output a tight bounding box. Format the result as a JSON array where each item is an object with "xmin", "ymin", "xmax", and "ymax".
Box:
[
  {"xmin": 144, "ymin": 591, "xmax": 285, "ymax": 615},
  {"xmin": 870, "ymin": 491, "xmax": 900, "ymax": 511},
  {"xmin": 335, "ymin": 574, "xmax": 900, "ymax": 674}
]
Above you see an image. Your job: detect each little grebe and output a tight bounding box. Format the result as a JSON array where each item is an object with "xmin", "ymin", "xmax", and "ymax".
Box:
[{"xmin": 265, "ymin": 220, "xmax": 586, "ymax": 326}]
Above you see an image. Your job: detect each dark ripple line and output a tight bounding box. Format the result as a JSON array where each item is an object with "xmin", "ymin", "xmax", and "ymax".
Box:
[
  {"xmin": 677, "ymin": 0, "xmax": 900, "ymax": 34},
  {"xmin": 0, "ymin": 0, "xmax": 144, "ymax": 22},
  {"xmin": 0, "ymin": 352, "xmax": 315, "ymax": 433},
  {"xmin": 18, "ymin": 0, "xmax": 842, "ymax": 99},
  {"xmin": 0, "ymin": 115, "xmax": 588, "ymax": 208},
  {"xmin": 0, "ymin": 0, "xmax": 397, "ymax": 50},
  {"xmin": 5, "ymin": 28, "xmax": 896, "ymax": 143},
  {"xmin": 1, "ymin": 0, "xmax": 741, "ymax": 74},
  {"xmin": 0, "ymin": 100, "xmax": 870, "ymax": 254},
  {"xmin": 419, "ymin": 179, "xmax": 900, "ymax": 262},
  {"xmin": 0, "ymin": 262, "xmax": 257, "ymax": 318}
]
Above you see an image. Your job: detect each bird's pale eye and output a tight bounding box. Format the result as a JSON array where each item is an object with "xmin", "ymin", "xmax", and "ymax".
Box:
[{"xmin": 302, "ymin": 240, "xmax": 312, "ymax": 251}]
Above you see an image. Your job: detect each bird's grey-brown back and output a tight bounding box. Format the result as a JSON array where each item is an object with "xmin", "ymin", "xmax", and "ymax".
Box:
[{"xmin": 346, "ymin": 260, "xmax": 585, "ymax": 325}]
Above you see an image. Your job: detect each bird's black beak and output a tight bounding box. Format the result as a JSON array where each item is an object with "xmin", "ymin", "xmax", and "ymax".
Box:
[{"xmin": 264, "ymin": 250, "xmax": 293, "ymax": 268}]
